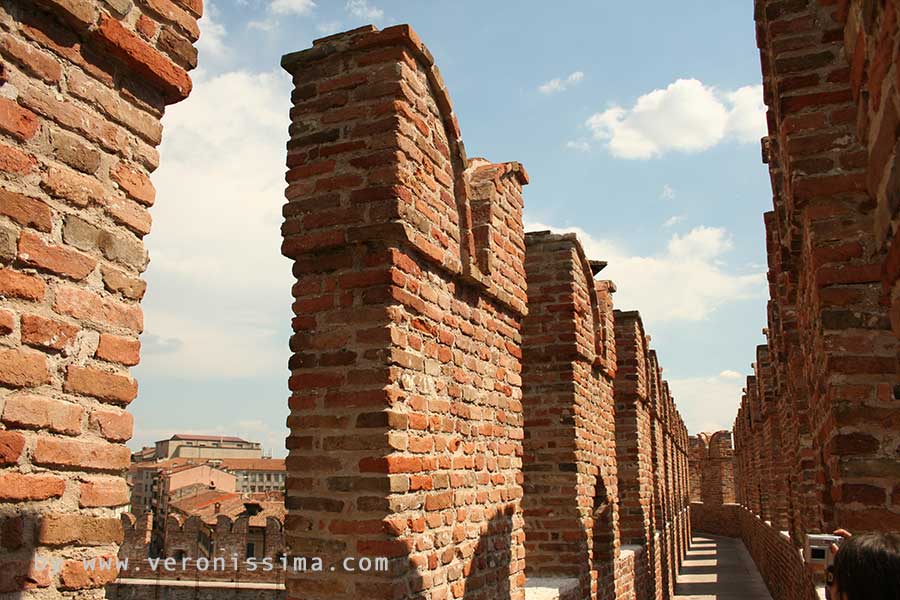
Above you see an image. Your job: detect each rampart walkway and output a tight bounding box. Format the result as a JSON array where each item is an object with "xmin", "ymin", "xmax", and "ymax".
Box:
[{"xmin": 675, "ymin": 535, "xmax": 772, "ymax": 600}]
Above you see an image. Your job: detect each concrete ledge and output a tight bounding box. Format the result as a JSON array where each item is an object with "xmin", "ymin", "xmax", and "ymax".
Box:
[{"xmin": 524, "ymin": 577, "xmax": 580, "ymax": 600}]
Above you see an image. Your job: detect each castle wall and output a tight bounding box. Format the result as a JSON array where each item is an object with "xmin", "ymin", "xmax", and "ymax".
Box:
[
  {"xmin": 0, "ymin": 0, "xmax": 200, "ymax": 595},
  {"xmin": 280, "ymin": 25, "xmax": 528, "ymax": 600}
]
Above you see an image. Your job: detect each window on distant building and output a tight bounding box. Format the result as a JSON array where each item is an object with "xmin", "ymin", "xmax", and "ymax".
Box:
[{"xmin": 246, "ymin": 543, "xmax": 255, "ymax": 558}]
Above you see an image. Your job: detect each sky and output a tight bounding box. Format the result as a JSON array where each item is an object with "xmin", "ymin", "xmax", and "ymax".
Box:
[{"xmin": 131, "ymin": 0, "xmax": 772, "ymax": 457}]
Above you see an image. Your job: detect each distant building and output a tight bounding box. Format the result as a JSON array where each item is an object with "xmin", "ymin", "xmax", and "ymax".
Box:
[
  {"xmin": 153, "ymin": 433, "xmax": 263, "ymax": 460},
  {"xmin": 211, "ymin": 458, "xmax": 286, "ymax": 493}
]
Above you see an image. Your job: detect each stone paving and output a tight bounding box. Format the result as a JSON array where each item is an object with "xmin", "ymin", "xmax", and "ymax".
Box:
[{"xmin": 674, "ymin": 534, "xmax": 773, "ymax": 600}]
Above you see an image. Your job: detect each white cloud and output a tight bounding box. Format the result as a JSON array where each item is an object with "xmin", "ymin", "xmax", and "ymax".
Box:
[
  {"xmin": 270, "ymin": 0, "xmax": 316, "ymax": 15},
  {"xmin": 660, "ymin": 184, "xmax": 676, "ymax": 200},
  {"xmin": 524, "ymin": 222, "xmax": 765, "ymax": 322},
  {"xmin": 145, "ymin": 69, "xmax": 292, "ymax": 380},
  {"xmin": 586, "ymin": 79, "xmax": 766, "ymax": 159},
  {"xmin": 539, "ymin": 71, "xmax": 584, "ymax": 95},
  {"xmin": 663, "ymin": 215, "xmax": 686, "ymax": 228},
  {"xmin": 566, "ymin": 140, "xmax": 590, "ymax": 152},
  {"xmin": 196, "ymin": 1, "xmax": 229, "ymax": 60},
  {"xmin": 346, "ymin": 0, "xmax": 383, "ymax": 19},
  {"xmin": 719, "ymin": 369, "xmax": 744, "ymax": 379},
  {"xmin": 248, "ymin": 19, "xmax": 278, "ymax": 31},
  {"xmin": 317, "ymin": 20, "xmax": 342, "ymax": 34},
  {"xmin": 668, "ymin": 372, "xmax": 746, "ymax": 434}
]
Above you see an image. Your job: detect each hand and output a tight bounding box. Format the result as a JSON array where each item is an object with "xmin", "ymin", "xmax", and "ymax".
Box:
[{"xmin": 831, "ymin": 529, "xmax": 852, "ymax": 554}]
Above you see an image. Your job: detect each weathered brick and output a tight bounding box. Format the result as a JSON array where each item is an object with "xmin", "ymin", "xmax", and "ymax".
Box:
[
  {"xmin": 2, "ymin": 392, "xmax": 83, "ymax": 434},
  {"xmin": 0, "ymin": 347, "xmax": 50, "ymax": 387},
  {"xmin": 0, "ymin": 97, "xmax": 40, "ymax": 141},
  {"xmin": 93, "ymin": 14, "xmax": 192, "ymax": 104},
  {"xmin": 33, "ymin": 435, "xmax": 130, "ymax": 471},
  {"xmin": 38, "ymin": 513, "xmax": 123, "ymax": 545},
  {"xmin": 0, "ymin": 267, "xmax": 45, "ymax": 300},
  {"xmin": 110, "ymin": 162, "xmax": 155, "ymax": 206},
  {"xmin": 0, "ymin": 187, "xmax": 53, "ymax": 232},
  {"xmin": 50, "ymin": 128, "xmax": 102, "ymax": 174},
  {"xmin": 79, "ymin": 477, "xmax": 129, "ymax": 507},
  {"xmin": 21, "ymin": 313, "xmax": 80, "ymax": 351},
  {"xmin": 0, "ymin": 309, "xmax": 14, "ymax": 335},
  {"xmin": 0, "ymin": 472, "xmax": 66, "ymax": 501},
  {"xmin": 100, "ymin": 265, "xmax": 147, "ymax": 300},
  {"xmin": 53, "ymin": 285, "xmax": 143, "ymax": 331},
  {"xmin": 88, "ymin": 407, "xmax": 133, "ymax": 441},
  {"xmin": 0, "ymin": 430, "xmax": 25, "ymax": 465},
  {"xmin": 42, "ymin": 165, "xmax": 107, "ymax": 207},
  {"xmin": 62, "ymin": 215, "xmax": 148, "ymax": 270},
  {"xmin": 18, "ymin": 230, "xmax": 97, "ymax": 280},
  {"xmin": 0, "ymin": 143, "xmax": 37, "ymax": 174},
  {"xmin": 95, "ymin": 333, "xmax": 140, "ymax": 365},
  {"xmin": 59, "ymin": 557, "xmax": 119, "ymax": 589},
  {"xmin": 64, "ymin": 365, "xmax": 138, "ymax": 404}
]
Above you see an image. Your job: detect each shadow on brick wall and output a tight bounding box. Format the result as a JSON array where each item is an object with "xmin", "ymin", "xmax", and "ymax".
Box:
[
  {"xmin": 461, "ymin": 505, "xmax": 515, "ymax": 600},
  {"xmin": 0, "ymin": 510, "xmax": 43, "ymax": 597}
]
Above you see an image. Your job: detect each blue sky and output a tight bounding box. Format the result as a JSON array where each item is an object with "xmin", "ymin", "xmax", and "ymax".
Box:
[{"xmin": 132, "ymin": 1, "xmax": 771, "ymax": 456}]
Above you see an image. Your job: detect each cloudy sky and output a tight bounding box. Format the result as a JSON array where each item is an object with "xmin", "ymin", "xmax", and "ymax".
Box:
[{"xmin": 132, "ymin": 1, "xmax": 771, "ymax": 456}]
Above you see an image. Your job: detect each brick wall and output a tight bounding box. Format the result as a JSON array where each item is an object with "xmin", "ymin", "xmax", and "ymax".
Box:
[
  {"xmin": 612, "ymin": 311, "xmax": 690, "ymax": 600},
  {"xmin": 691, "ymin": 503, "xmax": 817, "ymax": 600},
  {"xmin": 739, "ymin": 0, "xmax": 900, "ymax": 543},
  {"xmin": 0, "ymin": 0, "xmax": 200, "ymax": 595},
  {"xmin": 281, "ymin": 25, "xmax": 528, "ymax": 600},
  {"xmin": 0, "ymin": 7, "xmax": 702, "ymax": 598},
  {"xmin": 688, "ymin": 431, "xmax": 736, "ymax": 507},
  {"xmin": 521, "ymin": 232, "xmax": 619, "ymax": 600}
]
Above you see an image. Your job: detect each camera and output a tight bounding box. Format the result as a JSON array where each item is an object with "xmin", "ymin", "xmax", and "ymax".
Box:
[{"xmin": 805, "ymin": 534, "xmax": 842, "ymax": 565}]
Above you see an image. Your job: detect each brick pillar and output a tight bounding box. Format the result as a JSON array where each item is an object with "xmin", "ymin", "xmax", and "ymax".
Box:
[
  {"xmin": 613, "ymin": 310, "xmax": 656, "ymax": 600},
  {"xmin": 0, "ymin": 0, "xmax": 199, "ymax": 595},
  {"xmin": 756, "ymin": 0, "xmax": 900, "ymax": 534},
  {"xmin": 521, "ymin": 232, "xmax": 620, "ymax": 600},
  {"xmin": 280, "ymin": 25, "xmax": 529, "ymax": 600}
]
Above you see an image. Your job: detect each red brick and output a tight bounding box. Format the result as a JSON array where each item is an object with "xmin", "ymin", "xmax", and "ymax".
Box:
[
  {"xmin": 95, "ymin": 333, "xmax": 140, "ymax": 366},
  {"xmin": 0, "ymin": 310, "xmax": 14, "ymax": 335},
  {"xmin": 59, "ymin": 557, "xmax": 119, "ymax": 589},
  {"xmin": 136, "ymin": 15, "xmax": 158, "ymax": 39},
  {"xmin": 0, "ymin": 188, "xmax": 53, "ymax": 232},
  {"xmin": 21, "ymin": 313, "xmax": 79, "ymax": 351},
  {"xmin": 0, "ymin": 33, "xmax": 62, "ymax": 84},
  {"xmin": 2, "ymin": 393, "xmax": 83, "ymax": 434},
  {"xmin": 42, "ymin": 166, "xmax": 107, "ymax": 207},
  {"xmin": 0, "ymin": 97, "xmax": 40, "ymax": 141},
  {"xmin": 79, "ymin": 477, "xmax": 129, "ymax": 507},
  {"xmin": 65, "ymin": 365, "xmax": 137, "ymax": 404},
  {"xmin": 0, "ymin": 430, "xmax": 25, "ymax": 465},
  {"xmin": 0, "ymin": 347, "xmax": 50, "ymax": 387},
  {"xmin": 88, "ymin": 408, "xmax": 133, "ymax": 442},
  {"xmin": 0, "ymin": 268, "xmax": 45, "ymax": 301},
  {"xmin": 38, "ymin": 513, "xmax": 123, "ymax": 546},
  {"xmin": 100, "ymin": 265, "xmax": 147, "ymax": 300},
  {"xmin": 111, "ymin": 162, "xmax": 156, "ymax": 206},
  {"xmin": 18, "ymin": 79, "xmax": 124, "ymax": 153},
  {"xmin": 33, "ymin": 436, "xmax": 130, "ymax": 471},
  {"xmin": 53, "ymin": 285, "xmax": 143, "ymax": 331},
  {"xmin": 0, "ymin": 558, "xmax": 51, "ymax": 592},
  {"xmin": 66, "ymin": 69, "xmax": 163, "ymax": 145},
  {"xmin": 93, "ymin": 14, "xmax": 192, "ymax": 104},
  {"xmin": 104, "ymin": 196, "xmax": 152, "ymax": 236},
  {"xmin": 0, "ymin": 472, "xmax": 66, "ymax": 501},
  {"xmin": 140, "ymin": 0, "xmax": 200, "ymax": 40},
  {"xmin": 18, "ymin": 231, "xmax": 96, "ymax": 280},
  {"xmin": 0, "ymin": 143, "xmax": 37, "ymax": 174}
]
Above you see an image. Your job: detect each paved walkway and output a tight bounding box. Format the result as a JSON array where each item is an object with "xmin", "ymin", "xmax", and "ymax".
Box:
[{"xmin": 674, "ymin": 534, "xmax": 773, "ymax": 600}]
